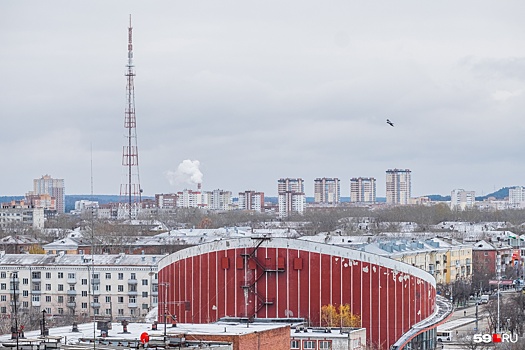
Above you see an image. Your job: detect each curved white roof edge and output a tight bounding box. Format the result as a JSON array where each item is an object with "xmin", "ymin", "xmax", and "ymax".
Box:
[{"xmin": 159, "ymin": 237, "xmax": 436, "ymax": 287}]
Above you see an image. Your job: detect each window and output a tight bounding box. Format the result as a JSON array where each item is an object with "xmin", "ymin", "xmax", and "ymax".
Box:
[
  {"xmin": 118, "ymin": 309, "xmax": 124, "ymax": 315},
  {"xmin": 118, "ymin": 297, "xmax": 124, "ymax": 303},
  {"xmin": 58, "ymin": 284, "xmax": 64, "ymax": 291},
  {"xmin": 130, "ymin": 273, "xmax": 136, "ymax": 280},
  {"xmin": 68, "ymin": 273, "xmax": 75, "ymax": 279},
  {"xmin": 81, "ymin": 303, "xmax": 87, "ymax": 309},
  {"xmin": 23, "ymin": 302, "xmax": 28, "ymax": 308},
  {"xmin": 118, "ymin": 285, "xmax": 124, "ymax": 292},
  {"xmin": 46, "ymin": 284, "xmax": 51, "ymax": 291},
  {"xmin": 303, "ymin": 340, "xmax": 316, "ymax": 349},
  {"xmin": 32, "ymin": 272, "xmax": 41, "ymax": 279},
  {"xmin": 94, "ymin": 309, "xmax": 99, "ymax": 315},
  {"xmin": 58, "ymin": 272, "xmax": 63, "ymax": 278},
  {"xmin": 129, "ymin": 285, "xmax": 137, "ymax": 292},
  {"xmin": 106, "ymin": 285, "xmax": 111, "ymax": 292},
  {"xmin": 32, "ymin": 295, "xmax": 40, "ymax": 302},
  {"xmin": 58, "ymin": 296, "xmax": 64, "ymax": 303},
  {"xmin": 0, "ymin": 272, "xmax": 5, "ymax": 279},
  {"xmin": 142, "ymin": 303, "xmax": 148, "ymax": 310},
  {"xmin": 0, "ymin": 283, "xmax": 6, "ymax": 290},
  {"xmin": 0, "ymin": 307, "xmax": 5, "ymax": 313},
  {"xmin": 0, "ymin": 296, "xmax": 5, "ymax": 302},
  {"xmin": 105, "ymin": 273, "xmax": 111, "ymax": 279},
  {"xmin": 291, "ymin": 340, "xmax": 300, "ymax": 349},
  {"xmin": 45, "ymin": 272, "xmax": 51, "ymax": 279},
  {"xmin": 129, "ymin": 296, "xmax": 136, "ymax": 303},
  {"xmin": 92, "ymin": 273, "xmax": 99, "ymax": 279},
  {"xmin": 82, "ymin": 279, "xmax": 87, "ymax": 285},
  {"xmin": 319, "ymin": 341, "xmax": 331, "ymax": 349},
  {"xmin": 22, "ymin": 278, "xmax": 28, "ymax": 285},
  {"xmin": 142, "ymin": 292, "xmax": 148, "ymax": 298},
  {"xmin": 106, "ymin": 296, "xmax": 111, "ymax": 303},
  {"xmin": 105, "ymin": 309, "xmax": 111, "ymax": 315},
  {"xmin": 23, "ymin": 291, "xmax": 28, "ymax": 297},
  {"xmin": 68, "ymin": 296, "xmax": 75, "ymax": 303},
  {"xmin": 142, "ymin": 279, "xmax": 148, "ymax": 286},
  {"xmin": 82, "ymin": 291, "xmax": 88, "ymax": 297},
  {"xmin": 69, "ymin": 285, "xmax": 75, "ymax": 291},
  {"xmin": 45, "ymin": 296, "xmax": 51, "ymax": 302},
  {"xmin": 118, "ymin": 273, "xmax": 124, "ymax": 280},
  {"xmin": 93, "ymin": 297, "xmax": 99, "ymax": 303}
]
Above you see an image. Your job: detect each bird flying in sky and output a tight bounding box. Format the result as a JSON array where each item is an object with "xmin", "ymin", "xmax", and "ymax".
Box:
[{"xmin": 386, "ymin": 119, "xmax": 394, "ymax": 127}]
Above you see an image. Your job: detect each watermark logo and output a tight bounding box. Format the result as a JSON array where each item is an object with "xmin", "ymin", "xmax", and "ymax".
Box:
[{"xmin": 473, "ymin": 333, "xmax": 518, "ymax": 343}]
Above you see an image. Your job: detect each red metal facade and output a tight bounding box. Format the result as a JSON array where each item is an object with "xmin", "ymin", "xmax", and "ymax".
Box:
[{"xmin": 159, "ymin": 238, "xmax": 436, "ymax": 349}]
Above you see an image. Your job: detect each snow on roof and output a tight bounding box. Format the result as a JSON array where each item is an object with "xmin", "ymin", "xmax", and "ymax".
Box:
[{"xmin": 0, "ymin": 253, "xmax": 167, "ymax": 267}]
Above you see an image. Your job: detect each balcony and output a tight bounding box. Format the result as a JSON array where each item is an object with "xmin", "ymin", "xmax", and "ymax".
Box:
[
  {"xmin": 32, "ymin": 301, "xmax": 41, "ymax": 307},
  {"xmin": 67, "ymin": 278, "xmax": 77, "ymax": 284},
  {"xmin": 67, "ymin": 290, "xmax": 77, "ymax": 296},
  {"xmin": 151, "ymin": 291, "xmax": 158, "ymax": 296},
  {"xmin": 66, "ymin": 302, "xmax": 76, "ymax": 308},
  {"xmin": 31, "ymin": 277, "xmax": 41, "ymax": 283},
  {"xmin": 92, "ymin": 290, "xmax": 101, "ymax": 296},
  {"xmin": 127, "ymin": 279, "xmax": 138, "ymax": 285},
  {"xmin": 91, "ymin": 278, "xmax": 100, "ymax": 285},
  {"xmin": 128, "ymin": 302, "xmax": 137, "ymax": 308},
  {"xmin": 90, "ymin": 302, "xmax": 100, "ymax": 308},
  {"xmin": 9, "ymin": 288, "xmax": 20, "ymax": 294},
  {"xmin": 128, "ymin": 290, "xmax": 138, "ymax": 296},
  {"xmin": 31, "ymin": 290, "xmax": 41, "ymax": 295}
]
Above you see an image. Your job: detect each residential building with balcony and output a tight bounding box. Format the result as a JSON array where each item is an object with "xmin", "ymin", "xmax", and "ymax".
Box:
[
  {"xmin": 238, "ymin": 191, "xmax": 265, "ymax": 213},
  {"xmin": 450, "ymin": 189, "xmax": 476, "ymax": 210},
  {"xmin": 277, "ymin": 178, "xmax": 305, "ymax": 218},
  {"xmin": 350, "ymin": 177, "xmax": 376, "ymax": 203},
  {"xmin": 313, "ymin": 178, "xmax": 340, "ymax": 205},
  {"xmin": 0, "ymin": 252, "xmax": 165, "ymax": 322},
  {"xmin": 385, "ymin": 169, "xmax": 411, "ymax": 205}
]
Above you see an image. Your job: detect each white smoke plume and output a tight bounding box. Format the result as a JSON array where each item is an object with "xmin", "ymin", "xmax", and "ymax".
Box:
[{"xmin": 166, "ymin": 159, "xmax": 203, "ymax": 187}]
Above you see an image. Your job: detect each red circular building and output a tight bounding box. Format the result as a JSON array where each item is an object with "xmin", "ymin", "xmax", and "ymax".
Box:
[{"xmin": 158, "ymin": 238, "xmax": 437, "ymax": 349}]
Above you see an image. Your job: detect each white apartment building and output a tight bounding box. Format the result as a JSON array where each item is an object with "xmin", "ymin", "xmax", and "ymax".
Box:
[
  {"xmin": 450, "ymin": 189, "xmax": 476, "ymax": 210},
  {"xmin": 313, "ymin": 178, "xmax": 340, "ymax": 204},
  {"xmin": 176, "ymin": 189, "xmax": 203, "ymax": 208},
  {"xmin": 31, "ymin": 175, "xmax": 65, "ymax": 214},
  {"xmin": 385, "ymin": 169, "xmax": 411, "ymax": 205},
  {"xmin": 238, "ymin": 191, "xmax": 265, "ymax": 212},
  {"xmin": 0, "ymin": 206, "xmax": 44, "ymax": 230},
  {"xmin": 0, "ymin": 252, "xmax": 164, "ymax": 322},
  {"xmin": 277, "ymin": 178, "xmax": 305, "ymax": 218},
  {"xmin": 350, "ymin": 177, "xmax": 376, "ymax": 203},
  {"xmin": 207, "ymin": 189, "xmax": 232, "ymax": 211},
  {"xmin": 509, "ymin": 186, "xmax": 525, "ymax": 207}
]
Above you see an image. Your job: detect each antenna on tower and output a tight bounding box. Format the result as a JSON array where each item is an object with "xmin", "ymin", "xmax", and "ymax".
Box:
[{"xmin": 118, "ymin": 14, "xmax": 142, "ymax": 220}]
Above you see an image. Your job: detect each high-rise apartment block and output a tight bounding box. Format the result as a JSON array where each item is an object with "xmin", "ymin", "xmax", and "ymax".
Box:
[
  {"xmin": 313, "ymin": 178, "xmax": 340, "ymax": 204},
  {"xmin": 385, "ymin": 169, "xmax": 411, "ymax": 205},
  {"xmin": 238, "ymin": 191, "xmax": 265, "ymax": 213},
  {"xmin": 350, "ymin": 177, "xmax": 376, "ymax": 203},
  {"xmin": 509, "ymin": 186, "xmax": 525, "ymax": 206},
  {"xmin": 32, "ymin": 174, "xmax": 65, "ymax": 213},
  {"xmin": 277, "ymin": 178, "xmax": 305, "ymax": 218},
  {"xmin": 207, "ymin": 189, "xmax": 232, "ymax": 211},
  {"xmin": 450, "ymin": 189, "xmax": 476, "ymax": 210}
]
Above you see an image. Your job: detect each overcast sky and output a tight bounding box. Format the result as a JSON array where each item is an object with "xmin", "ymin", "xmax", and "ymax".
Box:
[{"xmin": 2, "ymin": 1, "xmax": 525, "ymax": 198}]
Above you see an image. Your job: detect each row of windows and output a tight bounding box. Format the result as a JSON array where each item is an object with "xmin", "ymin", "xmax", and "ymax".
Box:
[
  {"xmin": 291, "ymin": 340, "xmax": 332, "ymax": 349},
  {"xmin": 2, "ymin": 272, "xmax": 158, "ymax": 280},
  {"xmin": 0, "ymin": 305, "xmax": 147, "ymax": 315},
  {"xmin": 2, "ymin": 283, "xmax": 157, "ymax": 293}
]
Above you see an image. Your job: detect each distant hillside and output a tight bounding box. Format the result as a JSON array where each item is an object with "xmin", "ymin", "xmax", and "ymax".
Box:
[{"xmin": 425, "ymin": 187, "xmax": 513, "ymax": 202}]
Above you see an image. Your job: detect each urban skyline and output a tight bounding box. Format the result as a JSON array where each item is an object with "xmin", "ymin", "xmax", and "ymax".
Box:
[{"xmin": 2, "ymin": 2, "xmax": 525, "ymax": 198}]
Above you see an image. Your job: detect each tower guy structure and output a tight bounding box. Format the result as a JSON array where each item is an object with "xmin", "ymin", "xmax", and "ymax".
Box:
[{"xmin": 119, "ymin": 15, "xmax": 142, "ymax": 220}]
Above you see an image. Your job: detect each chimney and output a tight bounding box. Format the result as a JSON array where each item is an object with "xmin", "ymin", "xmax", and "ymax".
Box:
[{"xmin": 197, "ymin": 183, "xmax": 202, "ymax": 191}]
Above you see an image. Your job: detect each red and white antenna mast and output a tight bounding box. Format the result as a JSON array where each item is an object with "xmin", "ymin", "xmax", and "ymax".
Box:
[{"xmin": 119, "ymin": 15, "xmax": 142, "ymax": 220}]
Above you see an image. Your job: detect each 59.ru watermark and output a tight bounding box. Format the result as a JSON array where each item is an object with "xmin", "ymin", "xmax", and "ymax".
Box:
[{"xmin": 473, "ymin": 333, "xmax": 518, "ymax": 343}]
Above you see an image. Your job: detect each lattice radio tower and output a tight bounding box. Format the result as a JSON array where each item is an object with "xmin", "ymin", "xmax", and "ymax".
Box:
[{"xmin": 118, "ymin": 15, "xmax": 142, "ymax": 220}]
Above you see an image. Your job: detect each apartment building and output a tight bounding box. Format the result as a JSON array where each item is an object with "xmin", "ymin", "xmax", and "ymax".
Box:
[
  {"xmin": 176, "ymin": 189, "xmax": 203, "ymax": 208},
  {"xmin": 207, "ymin": 189, "xmax": 232, "ymax": 211},
  {"xmin": 155, "ymin": 194, "xmax": 178, "ymax": 209},
  {"xmin": 350, "ymin": 177, "xmax": 376, "ymax": 203},
  {"xmin": 30, "ymin": 175, "xmax": 65, "ymax": 214},
  {"xmin": 0, "ymin": 252, "xmax": 164, "ymax": 322},
  {"xmin": 0, "ymin": 203, "xmax": 44, "ymax": 230},
  {"xmin": 509, "ymin": 186, "xmax": 525, "ymax": 207},
  {"xmin": 238, "ymin": 191, "xmax": 265, "ymax": 213},
  {"xmin": 277, "ymin": 178, "xmax": 305, "ymax": 218},
  {"xmin": 313, "ymin": 178, "xmax": 340, "ymax": 205},
  {"xmin": 450, "ymin": 189, "xmax": 476, "ymax": 210},
  {"xmin": 385, "ymin": 169, "xmax": 411, "ymax": 205}
]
